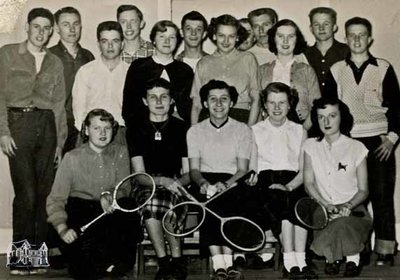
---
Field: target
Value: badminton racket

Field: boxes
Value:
[80,172,155,233]
[162,171,265,252]
[295,197,365,230]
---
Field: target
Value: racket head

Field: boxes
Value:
[221,216,266,252]
[112,172,155,212]
[295,197,328,230]
[162,201,205,237]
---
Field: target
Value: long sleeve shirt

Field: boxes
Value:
[0,41,67,148]
[72,58,129,129]
[46,143,130,228]
[49,41,94,131]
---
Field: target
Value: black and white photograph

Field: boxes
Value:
[1,0,400,279]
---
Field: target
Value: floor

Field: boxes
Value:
[0,253,400,280]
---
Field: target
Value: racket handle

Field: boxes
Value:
[79,212,107,233]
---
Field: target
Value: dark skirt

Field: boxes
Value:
[311,205,372,263]
[196,173,247,248]
[254,170,307,237]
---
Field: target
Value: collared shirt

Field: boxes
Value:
[187,117,254,174]
[304,40,349,91]
[252,118,305,172]
[120,38,155,64]
[191,49,260,110]
[72,58,129,129]
[46,143,130,227]
[0,41,67,148]
[303,135,368,205]
[326,54,400,138]
[175,50,209,71]
[49,41,94,128]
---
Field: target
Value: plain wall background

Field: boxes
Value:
[1,0,400,252]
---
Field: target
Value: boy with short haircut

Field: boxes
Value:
[304,7,349,93]
[117,4,154,64]
[175,10,208,70]
[72,21,129,144]
[247,8,278,65]
[50,6,95,154]
[0,7,67,275]
[326,17,400,267]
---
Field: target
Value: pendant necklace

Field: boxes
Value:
[150,119,169,141]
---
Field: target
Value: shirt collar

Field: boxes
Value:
[152,54,173,66]
[322,134,347,148]
[213,48,239,58]
[18,40,49,55]
[345,52,378,67]
[265,117,289,129]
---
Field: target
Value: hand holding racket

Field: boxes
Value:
[79,172,156,234]
[295,197,365,230]
[162,171,266,252]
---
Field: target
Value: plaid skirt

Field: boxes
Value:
[137,184,187,232]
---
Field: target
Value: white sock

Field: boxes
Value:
[283,252,296,271]
[260,253,274,262]
[346,254,360,266]
[294,252,307,270]
[233,253,245,260]
[212,255,225,271]
[223,254,233,268]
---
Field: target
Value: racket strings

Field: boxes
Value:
[222,218,265,251]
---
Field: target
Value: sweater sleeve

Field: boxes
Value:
[46,154,74,227]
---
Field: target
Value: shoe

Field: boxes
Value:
[170,257,188,280]
[324,261,340,275]
[343,261,360,277]
[30,268,48,275]
[283,266,301,279]
[251,255,274,269]
[226,266,244,280]
[9,267,30,276]
[233,256,247,270]
[211,268,227,280]
[375,254,394,266]
[300,266,318,279]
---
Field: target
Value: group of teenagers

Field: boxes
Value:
[0,2,399,280]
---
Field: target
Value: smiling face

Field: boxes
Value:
[98,30,123,60]
[118,9,143,41]
[214,24,238,55]
[204,88,233,121]
[275,25,297,57]
[85,116,113,152]
[317,104,341,139]
[345,24,371,55]
[250,13,274,47]
[310,13,336,42]
[143,87,172,118]
[26,16,53,50]
[265,91,290,126]
[56,12,81,44]
[182,19,206,48]
[153,26,178,56]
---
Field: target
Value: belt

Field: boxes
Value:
[8,107,41,113]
